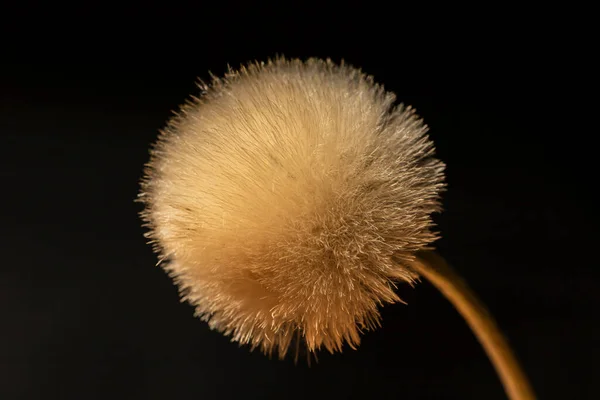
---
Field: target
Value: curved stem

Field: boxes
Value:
[406,251,536,400]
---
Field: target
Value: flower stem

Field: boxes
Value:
[407,251,536,400]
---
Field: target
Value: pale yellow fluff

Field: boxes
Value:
[139,57,445,358]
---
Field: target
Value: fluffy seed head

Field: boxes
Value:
[139,57,445,358]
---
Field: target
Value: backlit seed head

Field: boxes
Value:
[139,57,445,358]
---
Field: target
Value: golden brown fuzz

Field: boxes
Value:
[139,57,446,358]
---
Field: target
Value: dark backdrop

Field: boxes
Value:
[1,3,595,399]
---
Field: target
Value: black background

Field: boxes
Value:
[1,3,596,399]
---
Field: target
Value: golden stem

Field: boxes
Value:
[406,251,536,400]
